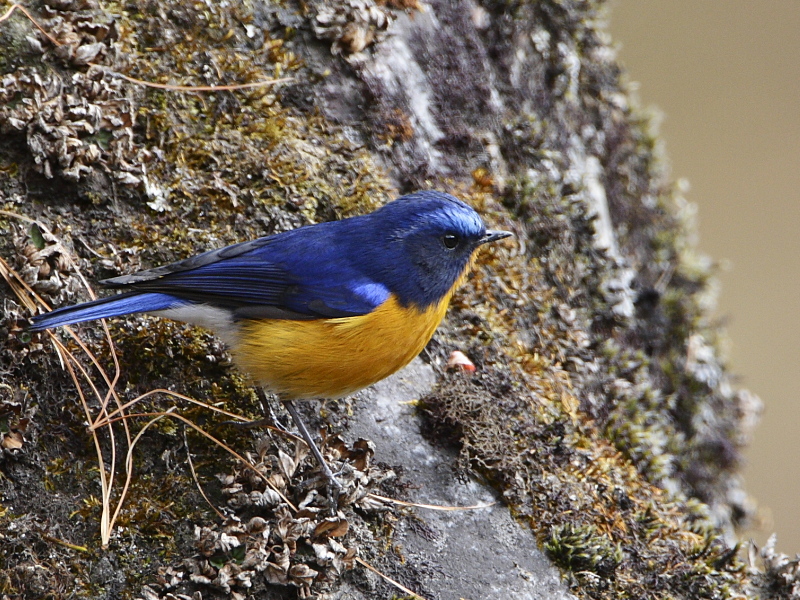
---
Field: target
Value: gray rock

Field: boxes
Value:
[345,359,575,600]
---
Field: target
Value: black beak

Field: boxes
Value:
[478,230,513,245]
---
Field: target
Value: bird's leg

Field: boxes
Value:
[256,387,289,432]
[219,388,288,431]
[283,398,342,512]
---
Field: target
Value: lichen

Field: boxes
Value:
[0,0,395,597]
[0,0,770,598]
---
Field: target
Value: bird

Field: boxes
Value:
[30,190,512,500]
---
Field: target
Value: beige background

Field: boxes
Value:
[609,1,800,553]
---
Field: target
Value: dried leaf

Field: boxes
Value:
[313,516,349,539]
[1,431,24,450]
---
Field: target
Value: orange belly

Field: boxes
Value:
[231,294,451,399]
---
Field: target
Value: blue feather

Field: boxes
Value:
[31,191,494,330]
[30,293,184,331]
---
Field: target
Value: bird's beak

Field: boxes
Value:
[478,230,513,245]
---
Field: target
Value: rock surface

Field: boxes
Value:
[0,0,779,598]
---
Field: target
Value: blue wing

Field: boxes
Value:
[31,218,391,331]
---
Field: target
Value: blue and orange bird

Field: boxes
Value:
[30,190,512,494]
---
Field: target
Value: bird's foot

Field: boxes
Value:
[283,397,343,515]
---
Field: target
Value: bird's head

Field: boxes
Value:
[356,191,512,310]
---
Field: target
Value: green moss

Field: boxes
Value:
[545,522,622,576]
[0,1,397,596]
[0,0,761,598]
[417,6,751,596]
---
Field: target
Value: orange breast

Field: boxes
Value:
[232,294,451,399]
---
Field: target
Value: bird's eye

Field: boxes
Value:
[443,233,459,249]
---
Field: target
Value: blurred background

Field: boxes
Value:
[609,1,800,553]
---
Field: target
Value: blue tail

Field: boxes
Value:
[30,292,184,331]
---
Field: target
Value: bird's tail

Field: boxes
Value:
[29,292,182,332]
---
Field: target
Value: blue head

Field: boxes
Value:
[349,191,511,310]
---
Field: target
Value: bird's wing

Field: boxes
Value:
[101,224,390,320]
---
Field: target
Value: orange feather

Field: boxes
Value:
[230,254,480,400]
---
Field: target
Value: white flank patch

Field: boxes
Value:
[153,305,239,346]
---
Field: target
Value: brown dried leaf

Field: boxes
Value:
[1,431,24,450]
[313,516,349,539]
